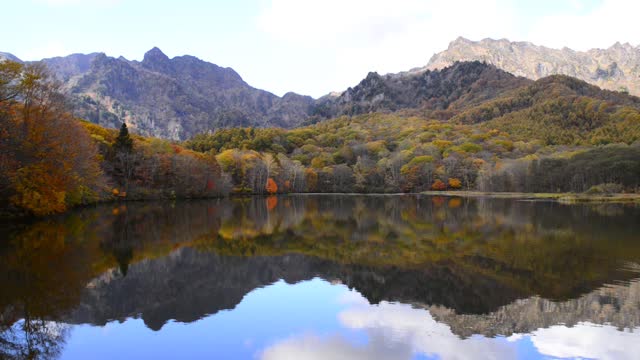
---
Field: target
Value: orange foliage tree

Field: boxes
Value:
[265,177,278,194]
[431,179,446,191]
[1,61,103,216]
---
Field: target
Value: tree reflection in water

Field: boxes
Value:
[0,319,69,360]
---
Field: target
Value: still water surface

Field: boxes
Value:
[1,195,640,359]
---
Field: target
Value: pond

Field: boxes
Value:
[1,195,640,359]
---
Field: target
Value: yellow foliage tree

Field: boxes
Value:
[448,178,462,189]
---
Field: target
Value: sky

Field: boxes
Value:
[3,0,640,97]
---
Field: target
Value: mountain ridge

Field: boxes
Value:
[3,39,640,140]
[425,37,640,96]
[1,48,316,139]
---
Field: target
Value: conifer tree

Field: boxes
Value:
[113,122,135,193]
[114,122,133,153]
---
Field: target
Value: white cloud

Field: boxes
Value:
[531,323,640,360]
[255,0,640,97]
[260,332,412,360]
[257,0,519,96]
[336,289,369,306]
[339,301,515,360]
[527,0,640,50]
[259,297,515,360]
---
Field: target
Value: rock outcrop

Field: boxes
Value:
[425,37,640,96]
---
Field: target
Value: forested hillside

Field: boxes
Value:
[1,58,639,217]
[186,74,640,195]
[185,113,640,195]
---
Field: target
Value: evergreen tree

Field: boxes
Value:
[113,122,135,192]
[114,122,133,153]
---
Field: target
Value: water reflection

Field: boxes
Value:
[0,320,69,360]
[260,280,640,360]
[1,195,639,359]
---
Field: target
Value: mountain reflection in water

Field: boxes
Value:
[1,195,639,359]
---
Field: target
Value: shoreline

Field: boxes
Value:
[419,191,640,203]
[4,191,639,220]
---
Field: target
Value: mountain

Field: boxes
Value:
[0,49,535,139]
[4,42,640,140]
[424,37,640,96]
[44,48,315,140]
[1,49,315,140]
[299,58,639,141]
[313,61,531,121]
[41,52,100,82]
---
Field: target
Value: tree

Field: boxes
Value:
[448,178,462,189]
[266,177,278,194]
[332,164,355,192]
[1,62,103,215]
[305,168,318,192]
[0,60,23,103]
[431,179,446,191]
[401,156,434,192]
[114,122,133,153]
[111,122,137,193]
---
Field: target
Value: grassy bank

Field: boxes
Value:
[420,191,640,203]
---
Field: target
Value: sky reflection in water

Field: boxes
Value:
[58,278,640,360]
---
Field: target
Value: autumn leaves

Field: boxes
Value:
[1,61,103,216]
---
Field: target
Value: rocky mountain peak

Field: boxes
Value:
[317,60,530,119]
[144,47,168,60]
[362,71,383,85]
[450,36,473,47]
[90,52,116,69]
[610,41,634,51]
[142,47,171,72]
[426,37,640,96]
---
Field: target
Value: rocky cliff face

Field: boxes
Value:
[425,37,640,96]
[430,278,640,338]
